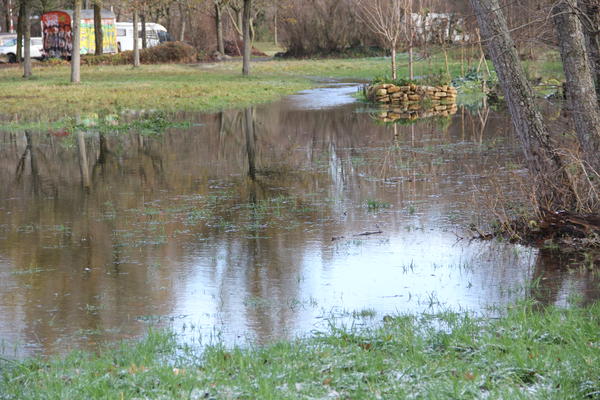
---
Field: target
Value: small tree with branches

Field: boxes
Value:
[357,0,404,80]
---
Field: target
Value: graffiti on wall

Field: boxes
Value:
[42,11,117,57]
[41,11,72,58]
[81,19,117,54]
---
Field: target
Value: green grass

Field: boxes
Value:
[1,302,598,399]
[0,48,564,125]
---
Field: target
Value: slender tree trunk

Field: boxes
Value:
[577,0,600,97]
[133,10,140,67]
[553,0,600,172]
[22,0,31,77]
[242,0,252,75]
[470,0,574,209]
[215,3,224,54]
[71,0,81,83]
[391,45,397,80]
[273,9,278,46]
[408,44,414,80]
[16,0,23,62]
[94,2,103,55]
[237,9,243,41]
[141,13,147,49]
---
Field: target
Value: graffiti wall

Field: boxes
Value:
[81,18,117,54]
[42,11,117,58]
[41,11,72,58]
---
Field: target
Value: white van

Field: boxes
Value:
[116,22,170,52]
[0,37,44,63]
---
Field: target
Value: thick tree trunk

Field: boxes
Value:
[215,3,224,54]
[141,13,147,49]
[133,10,140,67]
[554,0,600,173]
[94,2,103,55]
[470,0,574,210]
[71,0,81,83]
[22,0,31,77]
[577,0,600,97]
[179,3,186,42]
[242,0,251,76]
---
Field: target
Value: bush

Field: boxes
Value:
[82,41,198,65]
[280,0,380,58]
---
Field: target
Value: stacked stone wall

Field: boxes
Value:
[365,83,458,120]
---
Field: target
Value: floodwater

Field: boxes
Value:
[0,84,598,358]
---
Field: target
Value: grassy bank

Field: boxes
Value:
[0,48,563,124]
[1,302,598,399]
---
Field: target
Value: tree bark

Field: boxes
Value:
[16,0,23,62]
[408,44,414,80]
[215,2,224,54]
[71,0,81,83]
[577,0,600,97]
[391,45,397,80]
[133,10,140,67]
[469,0,574,209]
[94,2,103,55]
[22,0,31,77]
[273,9,278,46]
[141,13,147,49]
[179,2,186,42]
[553,0,600,173]
[242,0,252,76]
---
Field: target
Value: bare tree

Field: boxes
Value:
[357,0,404,80]
[242,0,251,75]
[470,0,574,210]
[553,0,600,173]
[214,0,227,54]
[133,7,140,67]
[94,1,103,55]
[577,0,600,96]
[22,0,31,78]
[71,0,81,83]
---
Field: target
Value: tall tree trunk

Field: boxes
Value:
[133,10,140,67]
[391,45,397,80]
[553,0,600,173]
[6,0,14,33]
[71,0,81,83]
[22,0,31,77]
[469,0,574,210]
[94,2,103,55]
[16,0,23,62]
[141,13,147,49]
[237,9,243,41]
[577,0,600,97]
[408,44,414,80]
[179,2,186,42]
[273,9,278,46]
[215,2,224,54]
[242,0,251,75]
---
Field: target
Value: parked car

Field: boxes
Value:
[0,37,44,63]
[116,22,170,52]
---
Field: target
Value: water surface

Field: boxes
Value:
[0,85,598,358]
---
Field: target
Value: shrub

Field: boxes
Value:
[280,0,380,58]
[82,41,198,65]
